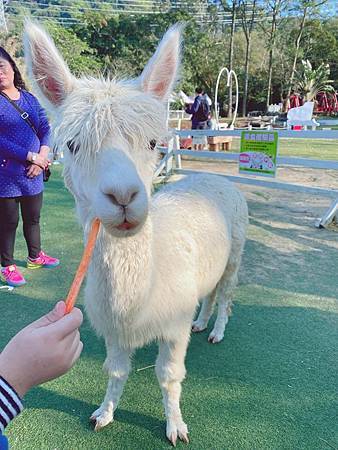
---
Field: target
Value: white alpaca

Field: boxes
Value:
[24,22,248,445]
[287,101,314,122]
[287,101,319,129]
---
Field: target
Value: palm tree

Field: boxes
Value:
[294,59,334,102]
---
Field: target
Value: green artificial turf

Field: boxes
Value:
[1,166,338,450]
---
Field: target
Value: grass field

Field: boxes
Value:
[230,138,337,160]
[1,166,338,450]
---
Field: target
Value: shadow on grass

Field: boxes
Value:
[23,300,336,448]
[3,303,338,449]
[241,198,338,299]
[3,167,338,448]
[13,259,28,268]
[25,386,167,442]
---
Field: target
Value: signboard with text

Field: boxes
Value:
[239,131,278,177]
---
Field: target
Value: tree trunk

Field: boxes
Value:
[265,3,278,111]
[286,7,308,101]
[239,0,257,116]
[228,1,236,119]
[242,38,250,116]
[266,47,273,110]
[264,0,290,110]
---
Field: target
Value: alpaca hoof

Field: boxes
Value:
[208,329,224,344]
[92,416,114,432]
[168,432,177,447]
[90,407,113,431]
[166,419,189,446]
[179,431,190,444]
[191,320,207,333]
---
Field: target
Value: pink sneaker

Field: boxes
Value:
[1,265,26,287]
[27,251,60,269]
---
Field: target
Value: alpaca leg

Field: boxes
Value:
[208,297,233,344]
[208,258,240,344]
[156,332,190,445]
[191,289,216,332]
[90,344,132,431]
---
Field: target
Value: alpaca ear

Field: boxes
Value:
[23,20,74,108]
[140,24,182,101]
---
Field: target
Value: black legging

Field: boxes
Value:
[0,192,43,267]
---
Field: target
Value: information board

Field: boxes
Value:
[239,131,278,177]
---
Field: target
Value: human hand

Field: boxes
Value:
[0,301,83,398]
[27,152,49,169]
[26,163,43,178]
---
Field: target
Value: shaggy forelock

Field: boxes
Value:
[53,76,167,168]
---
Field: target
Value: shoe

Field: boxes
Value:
[1,265,26,287]
[27,251,60,269]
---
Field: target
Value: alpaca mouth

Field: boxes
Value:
[116,220,136,231]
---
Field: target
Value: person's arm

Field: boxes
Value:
[0,375,23,436]
[0,94,50,166]
[0,138,48,169]
[36,99,51,148]
[185,97,201,115]
[0,301,83,432]
[184,103,192,114]
[0,137,30,164]
[26,145,50,178]
[26,98,51,177]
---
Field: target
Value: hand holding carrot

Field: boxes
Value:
[0,301,83,397]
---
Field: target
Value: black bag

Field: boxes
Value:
[43,167,51,182]
[195,97,210,122]
[0,91,51,182]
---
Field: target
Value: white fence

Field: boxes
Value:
[168,110,190,120]
[156,128,338,228]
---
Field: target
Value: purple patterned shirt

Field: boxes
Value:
[0,90,51,198]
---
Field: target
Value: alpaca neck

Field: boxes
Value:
[92,217,154,315]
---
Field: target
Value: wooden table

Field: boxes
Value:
[207,136,233,151]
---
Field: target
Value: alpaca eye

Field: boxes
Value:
[67,140,80,155]
[149,140,156,150]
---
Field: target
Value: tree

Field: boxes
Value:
[45,21,102,75]
[261,0,289,110]
[294,59,334,101]
[238,0,259,116]
[3,0,338,115]
[301,18,338,89]
[219,0,240,118]
[285,0,329,107]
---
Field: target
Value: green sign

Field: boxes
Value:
[239,131,278,177]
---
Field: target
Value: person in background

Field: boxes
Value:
[0,301,83,450]
[0,47,59,288]
[185,87,210,150]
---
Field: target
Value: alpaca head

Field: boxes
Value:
[24,21,181,236]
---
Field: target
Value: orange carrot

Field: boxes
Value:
[65,218,101,314]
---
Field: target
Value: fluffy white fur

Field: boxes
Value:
[24,21,248,445]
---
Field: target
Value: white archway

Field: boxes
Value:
[214,67,239,130]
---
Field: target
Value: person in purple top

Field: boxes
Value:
[185,87,210,150]
[185,87,210,129]
[0,47,59,287]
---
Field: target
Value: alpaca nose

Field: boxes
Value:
[105,189,138,208]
